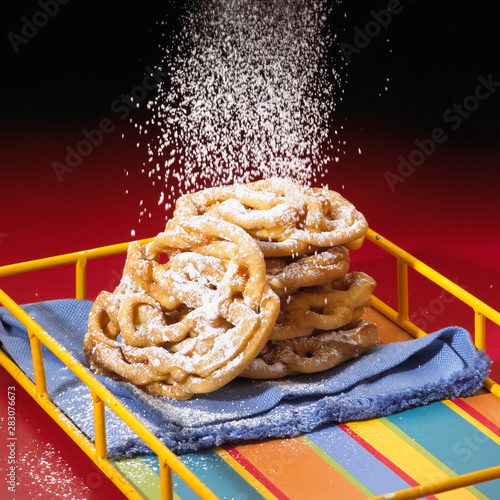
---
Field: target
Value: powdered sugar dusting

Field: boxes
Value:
[14,438,96,499]
[133,0,347,219]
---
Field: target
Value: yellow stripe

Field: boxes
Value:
[442,400,500,446]
[379,418,488,500]
[346,419,479,500]
[213,447,278,500]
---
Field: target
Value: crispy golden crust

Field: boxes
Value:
[85,178,377,397]
[265,245,350,297]
[84,214,280,400]
[173,178,368,257]
[240,319,379,379]
[269,272,376,340]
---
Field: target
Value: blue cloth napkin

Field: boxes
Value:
[0,299,490,457]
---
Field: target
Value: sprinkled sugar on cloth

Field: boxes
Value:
[0,300,490,457]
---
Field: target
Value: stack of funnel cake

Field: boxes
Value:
[84,178,379,400]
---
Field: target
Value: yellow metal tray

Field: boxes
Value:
[1,228,499,500]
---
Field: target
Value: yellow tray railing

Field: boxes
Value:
[0,237,218,500]
[0,227,499,500]
[366,229,500,399]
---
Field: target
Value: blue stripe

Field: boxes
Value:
[142,451,267,500]
[386,402,500,499]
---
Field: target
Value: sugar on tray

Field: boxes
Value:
[130,0,350,220]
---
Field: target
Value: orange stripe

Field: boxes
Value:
[457,392,500,432]
[235,437,367,500]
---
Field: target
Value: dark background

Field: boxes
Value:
[1,1,499,135]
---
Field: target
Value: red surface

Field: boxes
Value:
[0,368,125,500]
[1,117,500,499]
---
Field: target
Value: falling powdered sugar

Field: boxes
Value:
[134,0,346,217]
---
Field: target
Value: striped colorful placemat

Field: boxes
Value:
[112,309,500,499]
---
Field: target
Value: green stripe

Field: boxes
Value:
[299,435,375,498]
[379,417,489,500]
[112,456,181,500]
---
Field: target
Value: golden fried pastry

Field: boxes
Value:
[123,243,227,312]
[265,245,350,297]
[84,214,280,400]
[240,319,379,379]
[269,271,376,340]
[85,178,378,397]
[173,178,368,257]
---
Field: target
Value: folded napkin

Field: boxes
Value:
[0,299,490,457]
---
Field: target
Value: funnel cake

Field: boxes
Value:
[265,245,350,297]
[85,178,379,398]
[240,319,379,379]
[270,271,376,340]
[173,178,368,257]
[84,214,280,400]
